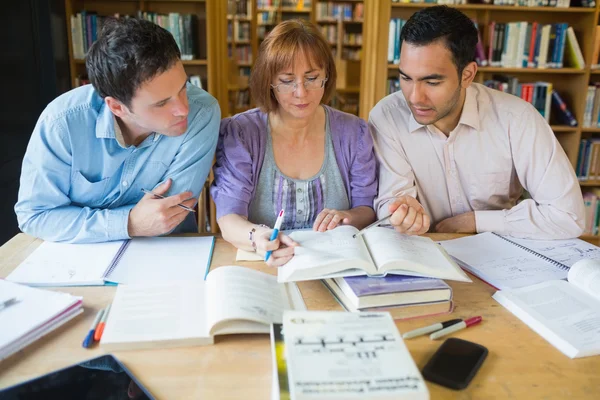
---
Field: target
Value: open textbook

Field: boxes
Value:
[6,236,215,286]
[493,259,600,358]
[277,226,470,283]
[100,266,306,351]
[440,232,600,290]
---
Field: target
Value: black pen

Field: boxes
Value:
[141,188,196,212]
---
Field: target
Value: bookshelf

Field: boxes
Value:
[223,0,365,117]
[63,0,227,233]
[359,0,600,242]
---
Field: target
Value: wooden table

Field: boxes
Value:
[0,233,599,399]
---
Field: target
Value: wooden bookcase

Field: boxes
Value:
[359,0,600,242]
[63,0,227,233]
[224,0,365,117]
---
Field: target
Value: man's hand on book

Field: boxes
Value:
[435,212,476,234]
[255,230,298,267]
[313,209,352,232]
[388,196,430,235]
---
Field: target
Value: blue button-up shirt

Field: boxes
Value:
[15,83,220,243]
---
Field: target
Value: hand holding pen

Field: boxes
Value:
[258,210,298,267]
[128,179,196,237]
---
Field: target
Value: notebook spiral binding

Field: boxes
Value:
[103,240,132,278]
[492,233,570,271]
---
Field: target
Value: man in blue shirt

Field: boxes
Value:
[15,18,220,243]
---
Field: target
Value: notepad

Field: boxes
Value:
[440,232,600,290]
[7,236,215,286]
[0,281,83,361]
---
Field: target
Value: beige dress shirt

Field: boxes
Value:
[369,83,585,239]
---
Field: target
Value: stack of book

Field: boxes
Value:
[323,274,453,320]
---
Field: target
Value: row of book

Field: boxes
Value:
[387,19,585,70]
[257,0,313,8]
[70,12,200,61]
[229,45,253,64]
[342,48,361,60]
[584,84,600,128]
[483,77,577,126]
[227,0,252,18]
[228,20,251,41]
[76,74,204,90]
[315,2,364,21]
[391,0,595,6]
[583,191,600,236]
[577,139,600,181]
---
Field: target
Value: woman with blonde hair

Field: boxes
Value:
[211,19,377,266]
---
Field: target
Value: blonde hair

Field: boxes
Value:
[249,19,337,113]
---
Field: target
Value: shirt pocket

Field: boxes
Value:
[468,171,511,210]
[70,171,111,207]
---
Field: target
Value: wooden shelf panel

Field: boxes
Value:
[580,181,600,186]
[582,128,600,133]
[390,3,595,12]
[550,126,578,132]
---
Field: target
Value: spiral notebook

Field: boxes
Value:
[7,236,215,287]
[439,232,600,290]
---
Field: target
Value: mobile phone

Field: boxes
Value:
[0,354,155,399]
[422,338,488,390]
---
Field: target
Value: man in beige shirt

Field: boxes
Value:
[369,6,584,239]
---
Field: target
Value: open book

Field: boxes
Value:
[440,232,600,290]
[278,226,470,283]
[6,236,215,286]
[493,259,600,358]
[100,266,306,351]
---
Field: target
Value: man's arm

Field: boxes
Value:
[368,113,418,219]
[15,115,135,243]
[475,105,585,239]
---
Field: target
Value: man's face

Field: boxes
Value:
[125,61,190,137]
[398,40,462,127]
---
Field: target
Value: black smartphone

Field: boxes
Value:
[0,354,155,399]
[422,338,488,390]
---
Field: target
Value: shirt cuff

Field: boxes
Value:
[475,210,506,234]
[351,196,376,209]
[215,195,249,220]
[108,205,135,241]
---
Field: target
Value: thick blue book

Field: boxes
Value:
[332,275,452,309]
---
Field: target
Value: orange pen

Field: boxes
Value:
[94,305,111,342]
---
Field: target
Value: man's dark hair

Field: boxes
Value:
[86,18,181,108]
[400,6,478,73]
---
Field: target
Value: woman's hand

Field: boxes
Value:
[255,229,298,267]
[312,208,352,232]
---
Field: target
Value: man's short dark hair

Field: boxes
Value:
[86,18,181,108]
[400,6,478,73]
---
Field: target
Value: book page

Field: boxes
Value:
[277,226,375,282]
[493,281,600,358]
[568,259,600,301]
[6,241,125,286]
[502,236,600,267]
[362,227,470,282]
[440,232,567,290]
[282,311,428,400]
[206,266,300,336]
[100,281,211,348]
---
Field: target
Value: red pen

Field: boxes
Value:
[429,316,482,340]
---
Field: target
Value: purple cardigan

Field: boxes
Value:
[210,106,378,220]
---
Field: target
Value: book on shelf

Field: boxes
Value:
[100,266,306,351]
[576,138,600,181]
[0,281,83,361]
[6,236,215,286]
[582,190,600,235]
[493,258,600,359]
[440,232,600,290]
[278,225,471,283]
[324,274,452,309]
[280,311,429,400]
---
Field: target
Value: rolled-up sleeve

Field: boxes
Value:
[348,120,378,209]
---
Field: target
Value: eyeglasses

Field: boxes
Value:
[271,77,328,94]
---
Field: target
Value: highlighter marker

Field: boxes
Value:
[430,316,483,340]
[94,305,111,342]
[83,309,104,348]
